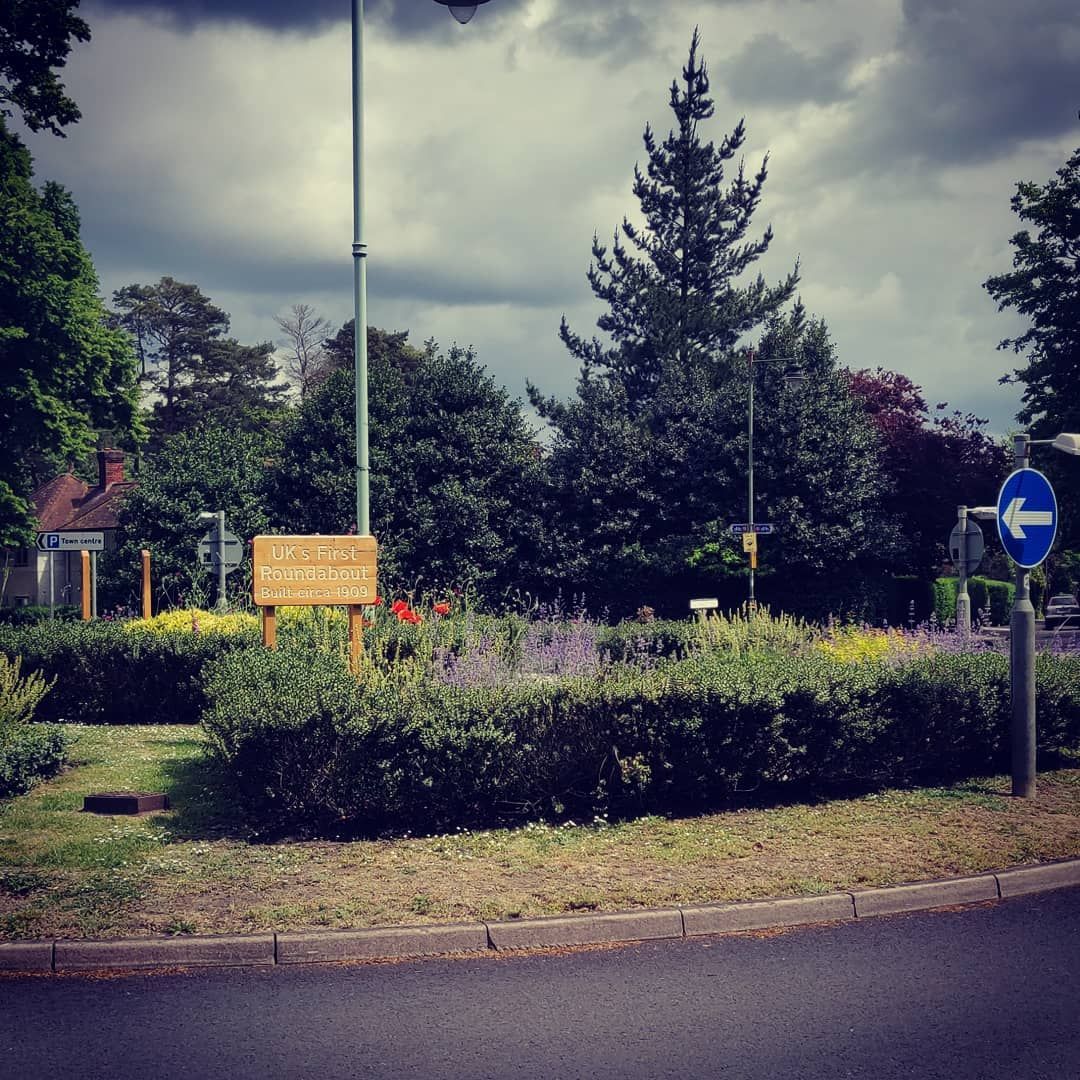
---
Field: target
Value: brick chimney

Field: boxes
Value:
[97,448,125,489]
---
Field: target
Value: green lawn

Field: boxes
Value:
[2,725,1079,939]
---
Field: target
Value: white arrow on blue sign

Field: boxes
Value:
[996,468,1057,568]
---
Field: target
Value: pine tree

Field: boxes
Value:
[538,27,798,415]
[111,277,285,440]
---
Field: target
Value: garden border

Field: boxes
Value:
[2,859,1078,975]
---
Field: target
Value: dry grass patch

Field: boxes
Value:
[1,726,1079,939]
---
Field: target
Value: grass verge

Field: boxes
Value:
[1,725,1079,940]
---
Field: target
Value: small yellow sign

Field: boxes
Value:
[742,532,758,553]
[252,535,377,607]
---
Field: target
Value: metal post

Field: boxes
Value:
[352,0,370,537]
[216,509,227,611]
[1010,434,1036,798]
[956,505,971,635]
[48,551,54,620]
[747,352,755,609]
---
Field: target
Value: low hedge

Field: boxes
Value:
[201,647,1080,834]
[0,622,261,725]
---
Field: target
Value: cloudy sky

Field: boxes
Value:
[18,0,1080,433]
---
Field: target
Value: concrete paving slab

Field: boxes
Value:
[0,941,52,972]
[996,861,1080,898]
[276,923,489,964]
[487,909,683,950]
[54,933,275,972]
[682,893,855,937]
[853,875,998,917]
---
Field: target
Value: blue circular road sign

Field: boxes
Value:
[996,468,1058,568]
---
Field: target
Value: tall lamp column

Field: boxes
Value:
[745,350,801,608]
[351,0,494,536]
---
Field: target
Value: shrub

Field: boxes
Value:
[0,605,80,627]
[200,643,1080,835]
[0,655,68,799]
[0,621,260,724]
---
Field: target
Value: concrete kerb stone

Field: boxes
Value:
[486,908,684,950]
[996,860,1080,898]
[0,941,53,972]
[276,923,489,964]
[682,893,855,937]
[852,874,999,917]
[54,933,275,972]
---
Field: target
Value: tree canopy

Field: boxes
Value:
[0,121,141,548]
[103,420,277,611]
[268,327,548,598]
[528,32,884,615]
[985,139,1080,548]
[0,0,89,135]
[847,368,1008,579]
[111,277,286,441]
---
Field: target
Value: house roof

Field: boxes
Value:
[31,473,134,532]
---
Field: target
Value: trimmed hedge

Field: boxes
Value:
[932,577,1016,627]
[0,622,261,725]
[201,647,1080,834]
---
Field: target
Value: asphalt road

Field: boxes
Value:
[3,888,1079,1080]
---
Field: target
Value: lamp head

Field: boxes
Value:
[433,0,492,23]
[1052,432,1080,456]
[195,511,217,525]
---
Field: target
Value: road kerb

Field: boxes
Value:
[2,861,1077,975]
[54,933,275,972]
[486,908,683,950]
[0,941,52,972]
[852,875,999,917]
[995,860,1080,898]
[276,923,489,964]
[682,893,855,936]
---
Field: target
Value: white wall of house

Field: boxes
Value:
[3,547,98,609]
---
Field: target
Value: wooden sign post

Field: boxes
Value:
[80,550,91,621]
[251,535,378,672]
[140,549,152,619]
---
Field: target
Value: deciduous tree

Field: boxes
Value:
[0,0,89,135]
[0,122,140,550]
[984,139,1080,547]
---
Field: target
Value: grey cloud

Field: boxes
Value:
[719,33,858,106]
[837,0,1080,172]
[534,7,661,67]
[86,0,529,35]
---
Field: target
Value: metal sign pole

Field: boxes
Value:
[48,551,55,620]
[956,505,970,635]
[217,509,227,612]
[1009,435,1037,798]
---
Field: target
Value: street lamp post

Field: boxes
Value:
[746,350,803,608]
[351,0,493,536]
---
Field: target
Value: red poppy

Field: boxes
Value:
[390,600,408,614]
[373,596,384,606]
[433,602,451,616]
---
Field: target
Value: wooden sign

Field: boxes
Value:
[252,535,377,607]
